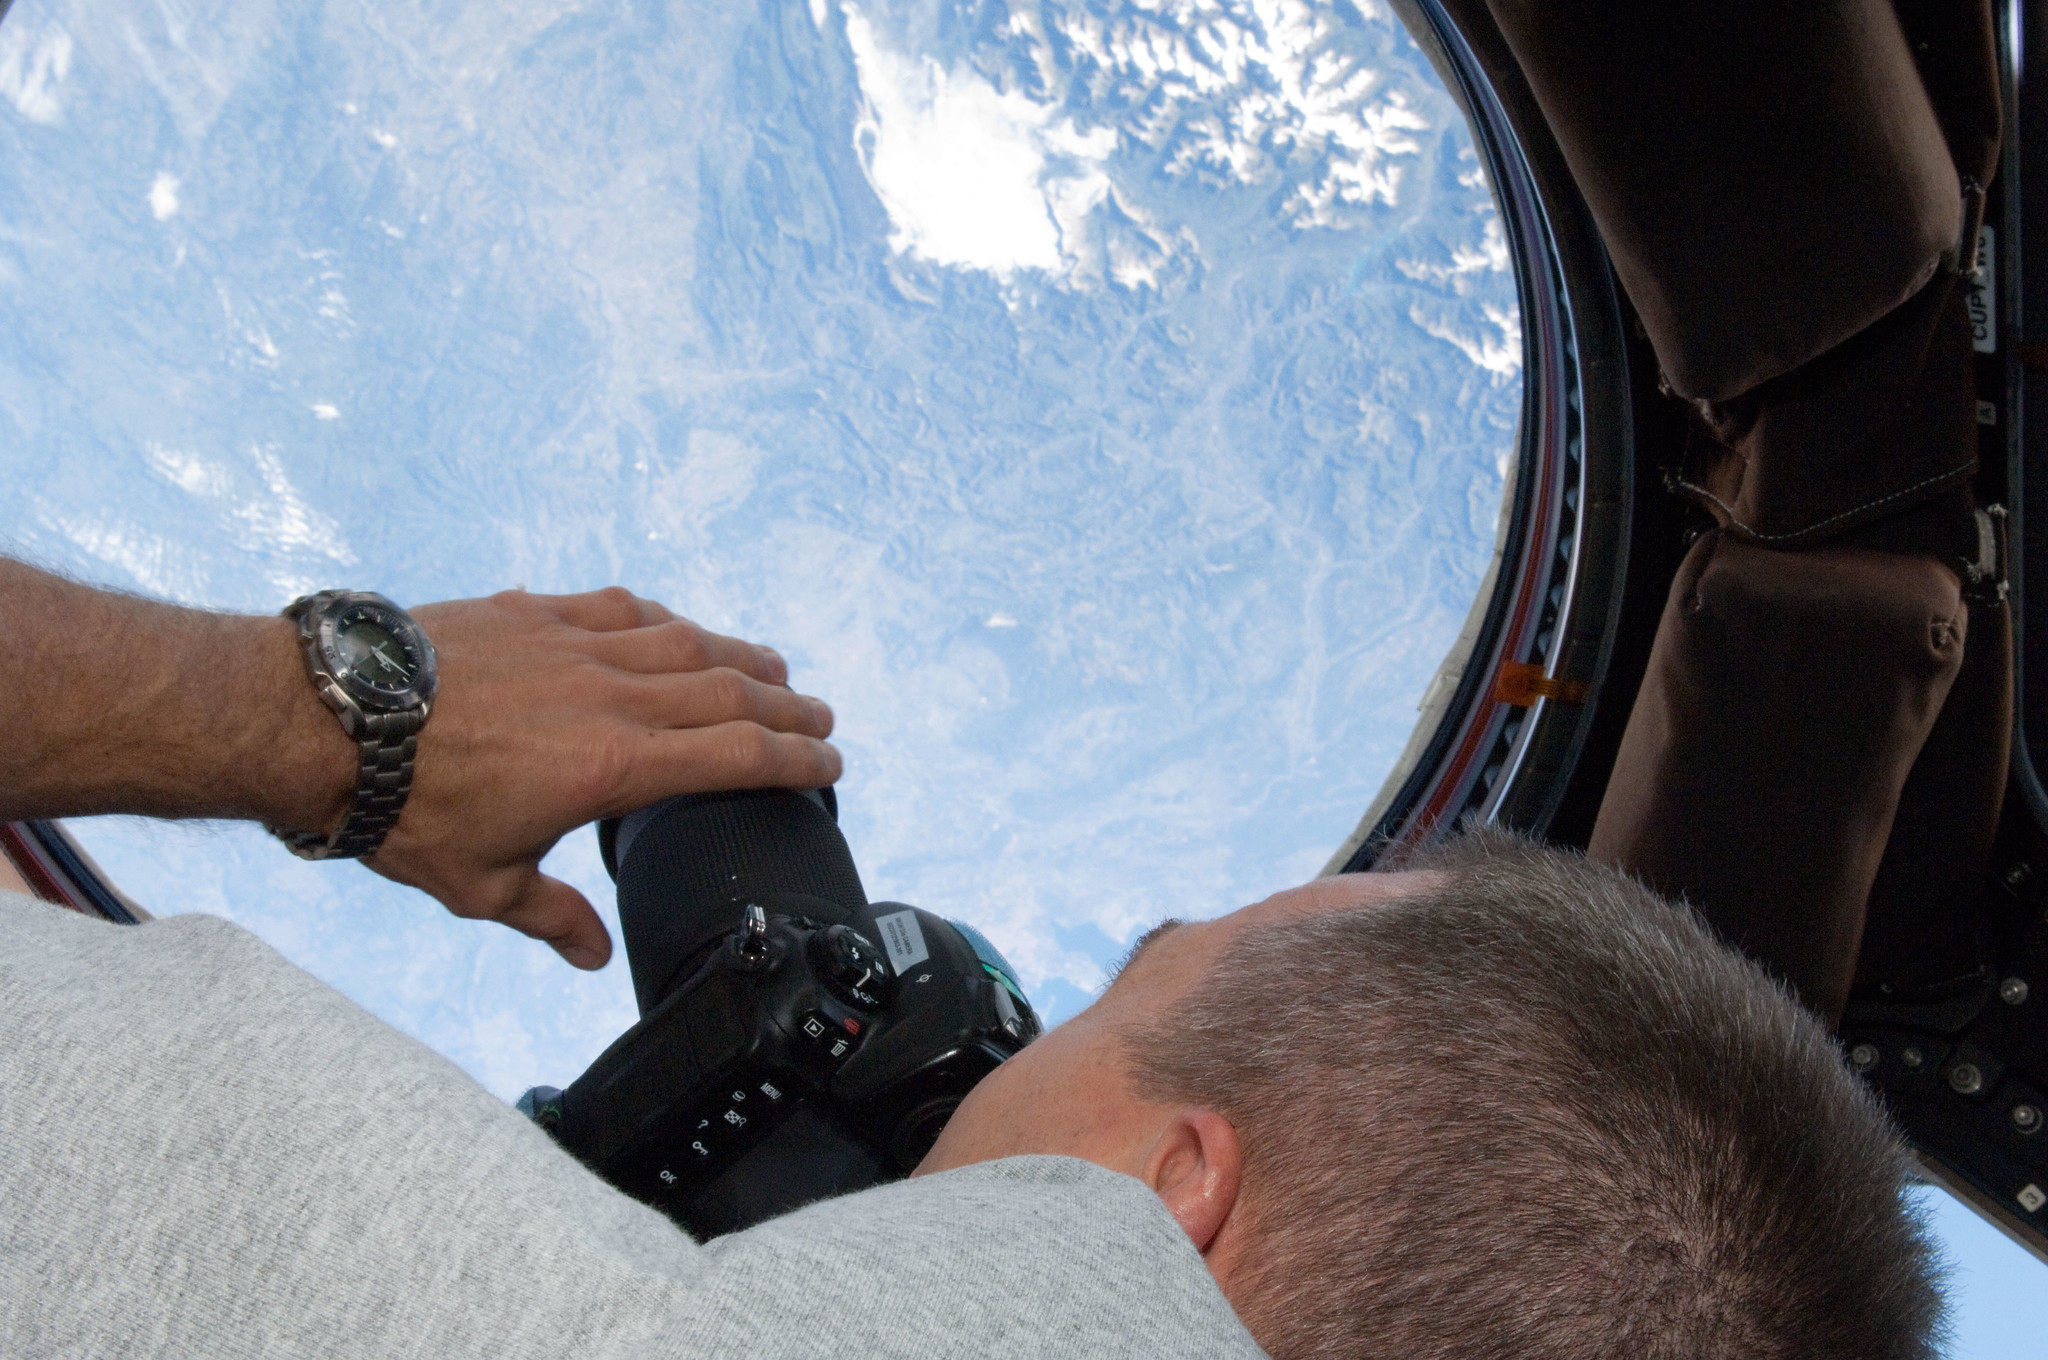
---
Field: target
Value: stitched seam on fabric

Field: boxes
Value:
[1674,460,1975,543]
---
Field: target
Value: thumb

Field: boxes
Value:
[492,870,614,971]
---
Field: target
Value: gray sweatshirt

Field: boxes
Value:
[0,890,1265,1360]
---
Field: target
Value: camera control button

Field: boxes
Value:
[686,1111,736,1155]
[799,1009,859,1065]
[810,925,893,1011]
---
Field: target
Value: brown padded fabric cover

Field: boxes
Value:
[1894,0,2002,199]
[1678,272,1978,546]
[1854,596,2011,998]
[1482,0,1961,402]
[1589,531,1965,1021]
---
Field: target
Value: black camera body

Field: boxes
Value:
[522,789,1039,1238]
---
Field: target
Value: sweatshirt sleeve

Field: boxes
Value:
[677,1156,1269,1360]
[0,891,706,1360]
[0,891,1264,1360]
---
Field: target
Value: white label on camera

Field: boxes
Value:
[876,910,930,974]
[1969,225,1996,353]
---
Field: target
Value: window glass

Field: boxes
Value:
[5,0,1520,1067]
[1,0,1519,1076]
[1910,1185,2047,1356]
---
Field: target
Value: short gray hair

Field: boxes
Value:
[1125,829,1942,1360]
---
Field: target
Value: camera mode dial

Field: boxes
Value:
[808,924,891,1011]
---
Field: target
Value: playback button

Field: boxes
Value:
[799,1010,860,1065]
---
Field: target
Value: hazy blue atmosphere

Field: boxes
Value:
[0,0,2038,1351]
[3,0,1517,1079]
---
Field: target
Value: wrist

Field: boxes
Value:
[230,614,356,836]
[263,592,440,860]
[0,561,358,829]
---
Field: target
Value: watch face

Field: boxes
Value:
[339,614,415,687]
[317,596,436,710]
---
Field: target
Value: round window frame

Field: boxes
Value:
[1327,0,1637,871]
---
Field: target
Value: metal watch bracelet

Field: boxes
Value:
[270,589,438,862]
[274,708,426,860]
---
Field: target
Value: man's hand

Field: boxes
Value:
[367,588,838,969]
[0,561,839,969]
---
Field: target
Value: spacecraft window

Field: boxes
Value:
[1,0,1517,1042]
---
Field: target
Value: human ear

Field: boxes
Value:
[1141,1108,1243,1253]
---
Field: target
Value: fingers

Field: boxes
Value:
[375,581,839,973]
[591,618,789,685]
[488,871,614,971]
[365,851,617,971]
[618,667,833,738]
[614,723,843,807]
[538,589,791,686]
[510,586,792,685]
[543,585,678,633]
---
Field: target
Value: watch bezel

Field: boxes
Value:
[306,593,439,713]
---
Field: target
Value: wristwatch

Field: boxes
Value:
[271,591,439,860]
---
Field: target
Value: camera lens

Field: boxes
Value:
[604,789,869,1015]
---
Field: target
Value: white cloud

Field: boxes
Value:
[136,442,358,592]
[822,0,1439,287]
[840,3,1180,289]
[38,507,196,600]
[0,24,74,124]
[1409,299,1522,380]
[148,171,181,220]
[1050,0,1426,229]
[1397,214,1510,289]
[310,403,340,420]
[237,444,356,564]
[115,0,280,141]
[214,282,281,367]
[142,442,230,497]
[844,6,1061,275]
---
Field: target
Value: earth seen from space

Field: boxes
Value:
[0,0,1519,1092]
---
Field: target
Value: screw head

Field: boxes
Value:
[1849,1043,1880,1073]
[2005,861,2033,889]
[1902,1047,1926,1070]
[2013,1103,2044,1136]
[1949,1062,1986,1096]
[2000,976,2031,1006]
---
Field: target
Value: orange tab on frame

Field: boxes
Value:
[1494,661,1589,707]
